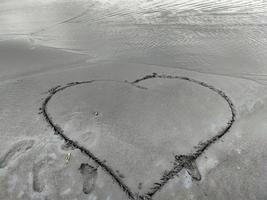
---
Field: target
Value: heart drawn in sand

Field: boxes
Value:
[41,73,236,200]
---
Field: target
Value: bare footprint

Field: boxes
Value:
[79,163,98,194]
[0,139,35,168]
[32,157,53,193]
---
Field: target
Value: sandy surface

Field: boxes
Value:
[0,0,267,200]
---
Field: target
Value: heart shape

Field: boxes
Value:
[40,73,236,200]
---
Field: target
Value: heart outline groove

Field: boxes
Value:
[40,73,236,200]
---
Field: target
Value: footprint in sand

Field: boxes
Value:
[79,163,98,194]
[32,156,54,193]
[0,139,35,168]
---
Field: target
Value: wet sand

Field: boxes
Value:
[0,1,267,200]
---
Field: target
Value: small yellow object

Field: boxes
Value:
[65,152,71,163]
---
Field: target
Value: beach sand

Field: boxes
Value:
[0,1,267,199]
